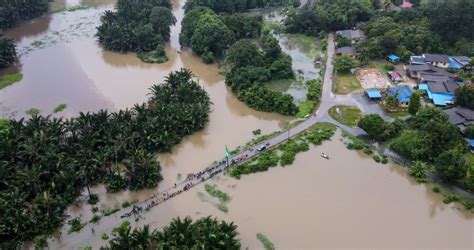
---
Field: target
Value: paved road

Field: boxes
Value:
[122,33,473,216]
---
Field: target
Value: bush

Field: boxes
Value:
[409,161,428,183]
[373,155,381,163]
[256,233,275,250]
[67,217,86,234]
[381,158,388,164]
[89,214,101,224]
[363,148,373,155]
[101,233,109,240]
[464,124,474,139]
[432,185,441,193]
[443,194,460,204]
[88,194,99,205]
[384,64,395,71]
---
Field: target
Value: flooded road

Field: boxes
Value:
[49,131,474,249]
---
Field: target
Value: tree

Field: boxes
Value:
[225,39,262,68]
[455,84,474,109]
[358,114,388,141]
[334,55,357,73]
[149,6,177,42]
[464,124,474,139]
[0,33,16,68]
[390,130,427,160]
[190,12,235,62]
[408,92,421,115]
[385,95,398,110]
[435,148,468,183]
[103,217,241,249]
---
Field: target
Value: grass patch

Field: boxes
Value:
[443,194,460,204]
[0,73,23,90]
[53,103,67,113]
[297,100,315,118]
[89,214,101,224]
[137,50,168,64]
[257,233,275,250]
[334,72,361,94]
[328,105,363,127]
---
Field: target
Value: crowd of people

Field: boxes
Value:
[119,142,270,218]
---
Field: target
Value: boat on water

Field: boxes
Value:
[321,153,330,159]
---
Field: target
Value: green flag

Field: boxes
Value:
[225,145,231,162]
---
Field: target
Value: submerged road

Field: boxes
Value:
[122,33,473,217]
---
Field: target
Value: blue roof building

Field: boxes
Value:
[387,54,400,62]
[365,89,382,100]
[418,83,455,106]
[389,85,413,105]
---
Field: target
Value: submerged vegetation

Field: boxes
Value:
[0,69,211,248]
[96,0,176,63]
[257,233,276,250]
[0,73,22,89]
[102,217,241,249]
[229,123,336,179]
[329,105,363,127]
[53,103,67,113]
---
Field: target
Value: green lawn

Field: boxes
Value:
[329,105,363,127]
[333,72,361,94]
[0,73,23,90]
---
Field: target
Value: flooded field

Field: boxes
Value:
[49,131,474,249]
[2,0,472,249]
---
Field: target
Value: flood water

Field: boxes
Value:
[2,0,472,249]
[49,131,474,249]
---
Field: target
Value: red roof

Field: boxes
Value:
[390,71,402,79]
[402,0,413,8]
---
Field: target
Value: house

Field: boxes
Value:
[451,56,472,70]
[409,56,426,65]
[365,89,382,100]
[418,77,459,106]
[405,64,454,79]
[388,71,403,83]
[388,85,413,107]
[336,29,366,43]
[387,54,401,63]
[402,0,413,9]
[423,54,451,68]
[336,46,356,57]
[443,107,474,131]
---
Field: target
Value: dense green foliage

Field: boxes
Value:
[222,14,263,40]
[96,0,175,53]
[180,7,235,63]
[0,32,16,68]
[0,0,49,30]
[408,92,420,115]
[463,125,474,139]
[225,37,297,115]
[185,0,297,13]
[334,55,358,73]
[357,114,403,141]
[285,0,374,35]
[357,15,441,61]
[455,84,474,109]
[102,217,240,249]
[434,147,468,183]
[0,69,211,248]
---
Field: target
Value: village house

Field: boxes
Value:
[336,46,356,57]
[444,107,474,131]
[388,85,413,108]
[418,76,459,106]
[335,29,366,44]
[405,64,454,79]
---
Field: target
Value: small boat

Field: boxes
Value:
[320,153,330,159]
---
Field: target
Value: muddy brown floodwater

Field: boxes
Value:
[49,131,474,249]
[3,0,472,249]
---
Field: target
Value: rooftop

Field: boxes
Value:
[423,54,450,64]
[336,46,356,55]
[336,29,366,40]
[366,89,382,99]
[389,85,413,103]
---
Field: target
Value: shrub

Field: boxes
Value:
[101,233,109,240]
[363,148,373,155]
[256,233,275,250]
[89,214,101,224]
[384,64,395,71]
[432,185,441,193]
[373,155,381,163]
[443,194,460,204]
[67,217,86,234]
[381,158,388,164]
[88,194,99,205]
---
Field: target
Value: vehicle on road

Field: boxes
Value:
[256,145,267,152]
